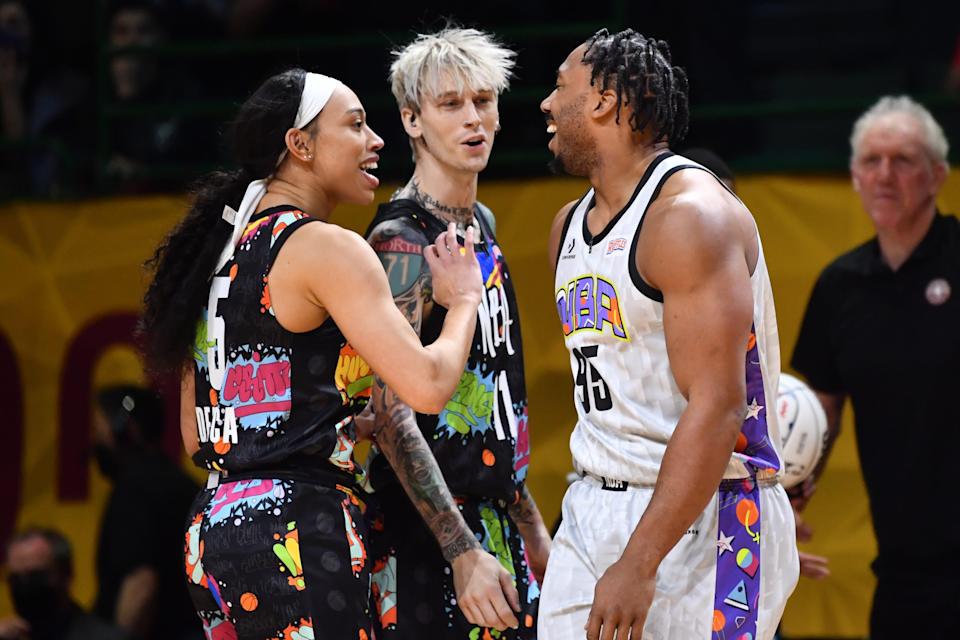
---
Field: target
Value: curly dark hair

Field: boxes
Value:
[139,68,307,378]
[582,28,690,144]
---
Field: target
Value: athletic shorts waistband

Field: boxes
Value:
[579,471,780,492]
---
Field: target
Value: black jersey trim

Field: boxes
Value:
[365,199,439,239]
[266,216,320,273]
[260,215,339,336]
[628,164,701,302]
[472,201,496,245]
[554,191,589,271]
[250,204,303,223]
[628,164,740,301]
[581,151,673,249]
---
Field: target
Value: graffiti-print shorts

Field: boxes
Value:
[184,475,372,640]
[367,487,540,639]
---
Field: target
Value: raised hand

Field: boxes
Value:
[423,223,482,309]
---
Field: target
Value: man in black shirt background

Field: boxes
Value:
[0,528,130,640]
[92,385,201,640]
[792,95,958,639]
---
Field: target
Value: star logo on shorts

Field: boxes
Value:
[717,531,734,556]
[745,398,764,420]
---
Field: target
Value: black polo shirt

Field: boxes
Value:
[791,212,960,576]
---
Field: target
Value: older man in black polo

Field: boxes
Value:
[792,95,957,639]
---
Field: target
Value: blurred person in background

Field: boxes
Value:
[792,95,957,639]
[104,0,212,191]
[92,385,201,640]
[0,528,130,640]
[0,0,91,196]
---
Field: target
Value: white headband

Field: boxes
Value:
[213,72,343,276]
[295,72,341,129]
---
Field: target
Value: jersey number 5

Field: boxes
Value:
[573,346,612,413]
[207,276,231,391]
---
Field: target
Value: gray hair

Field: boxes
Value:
[850,95,949,166]
[389,27,516,112]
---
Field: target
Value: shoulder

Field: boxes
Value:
[366,199,434,241]
[638,173,756,292]
[368,215,431,253]
[646,174,747,257]
[797,240,878,316]
[475,200,497,233]
[820,237,878,281]
[282,221,377,269]
[939,212,960,242]
[288,219,365,248]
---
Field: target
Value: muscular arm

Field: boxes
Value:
[367,219,481,561]
[584,175,760,639]
[272,221,479,413]
[623,190,756,576]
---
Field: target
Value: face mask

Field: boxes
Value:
[93,442,120,479]
[9,570,65,629]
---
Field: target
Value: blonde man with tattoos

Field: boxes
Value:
[363,27,550,639]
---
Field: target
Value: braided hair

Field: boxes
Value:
[140,68,307,379]
[582,28,689,144]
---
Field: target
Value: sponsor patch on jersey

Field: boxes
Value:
[601,476,628,491]
[606,237,627,254]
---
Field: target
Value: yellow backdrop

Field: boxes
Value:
[1,170,958,637]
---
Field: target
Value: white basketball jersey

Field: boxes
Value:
[554,153,784,485]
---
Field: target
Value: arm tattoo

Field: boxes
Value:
[368,220,479,563]
[393,177,475,227]
[508,484,541,528]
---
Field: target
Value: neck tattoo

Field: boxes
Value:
[394,178,474,228]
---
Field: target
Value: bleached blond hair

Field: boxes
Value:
[850,95,949,167]
[389,27,516,112]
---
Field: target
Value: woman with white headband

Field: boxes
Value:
[140,68,493,639]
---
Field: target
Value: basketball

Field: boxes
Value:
[776,373,828,489]
[240,592,258,612]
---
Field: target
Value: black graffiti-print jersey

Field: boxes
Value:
[192,205,372,485]
[365,200,530,502]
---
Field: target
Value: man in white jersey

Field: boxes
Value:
[537,29,799,640]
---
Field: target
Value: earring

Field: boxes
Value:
[306,154,314,160]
